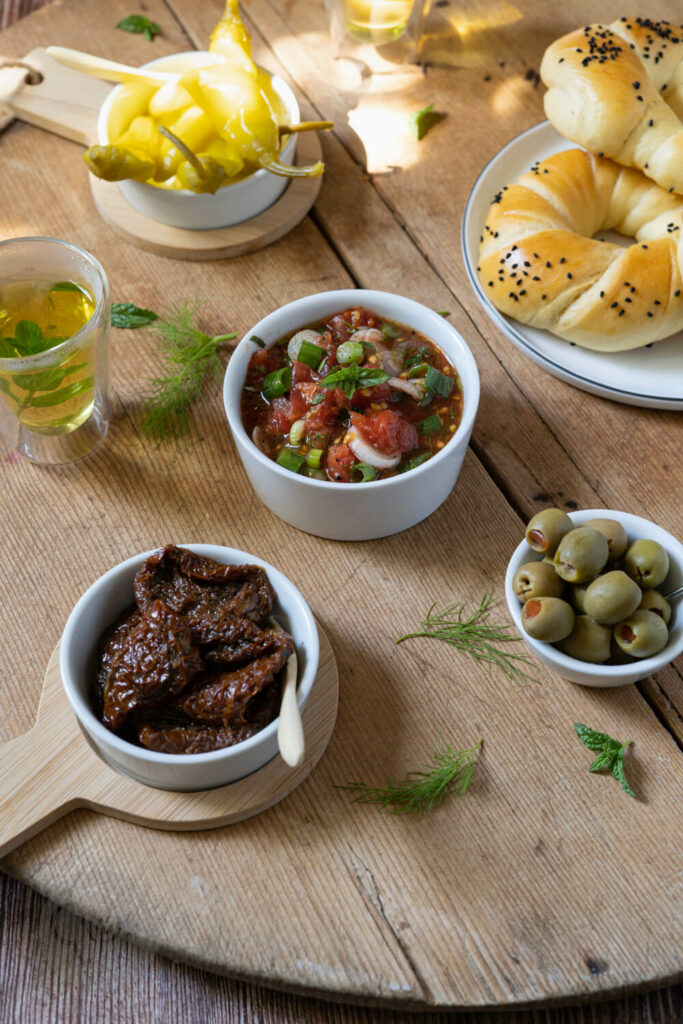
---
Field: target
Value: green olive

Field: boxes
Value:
[554,527,609,583]
[521,596,575,642]
[559,616,612,663]
[525,508,573,556]
[570,584,589,613]
[624,539,670,589]
[614,609,669,658]
[583,570,642,625]
[512,561,565,603]
[584,518,628,561]
[638,589,672,625]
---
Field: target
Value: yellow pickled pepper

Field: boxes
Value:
[84,115,159,182]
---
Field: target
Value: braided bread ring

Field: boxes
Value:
[477,148,683,351]
[541,17,683,194]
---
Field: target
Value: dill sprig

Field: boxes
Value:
[341,739,482,816]
[396,588,538,684]
[140,301,236,443]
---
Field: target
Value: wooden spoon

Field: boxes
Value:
[270,617,304,768]
[46,46,175,84]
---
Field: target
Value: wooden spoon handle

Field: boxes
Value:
[0,721,85,858]
[45,46,172,85]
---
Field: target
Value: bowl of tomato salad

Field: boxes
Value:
[223,290,480,540]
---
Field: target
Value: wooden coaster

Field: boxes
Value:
[89,132,323,261]
[0,623,338,858]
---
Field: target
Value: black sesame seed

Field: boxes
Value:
[647,311,654,317]
[611,302,618,308]
[567,272,573,279]
[619,309,625,316]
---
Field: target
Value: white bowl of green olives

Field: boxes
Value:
[505,509,683,687]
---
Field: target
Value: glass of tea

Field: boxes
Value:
[0,237,110,465]
[327,0,426,51]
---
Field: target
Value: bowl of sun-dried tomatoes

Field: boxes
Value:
[60,543,319,790]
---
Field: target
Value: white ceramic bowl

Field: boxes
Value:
[60,544,319,790]
[505,509,683,687]
[96,52,298,230]
[223,289,480,540]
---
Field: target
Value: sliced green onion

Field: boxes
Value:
[306,448,324,469]
[289,419,306,445]
[277,447,305,473]
[418,414,442,436]
[250,334,266,347]
[263,366,292,400]
[351,461,377,482]
[408,362,429,379]
[424,365,454,399]
[336,341,364,365]
[400,451,431,473]
[297,339,325,369]
[305,467,327,480]
[381,322,401,339]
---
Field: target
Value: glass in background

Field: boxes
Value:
[0,237,110,465]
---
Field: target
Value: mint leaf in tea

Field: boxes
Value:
[0,279,97,435]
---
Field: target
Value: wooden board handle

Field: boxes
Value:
[0,720,85,857]
[0,47,109,145]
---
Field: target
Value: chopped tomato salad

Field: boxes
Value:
[240,307,464,482]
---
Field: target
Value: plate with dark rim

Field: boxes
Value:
[462,120,683,410]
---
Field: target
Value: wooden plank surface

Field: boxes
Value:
[0,0,681,1021]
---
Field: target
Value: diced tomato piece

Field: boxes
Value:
[351,382,392,408]
[326,444,357,483]
[350,410,418,455]
[291,359,314,385]
[266,397,293,435]
[248,347,281,374]
[306,387,351,430]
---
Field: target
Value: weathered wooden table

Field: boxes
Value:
[0,1,681,1021]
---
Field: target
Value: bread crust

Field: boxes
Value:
[477,148,683,350]
[541,18,683,194]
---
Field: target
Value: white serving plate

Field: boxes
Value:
[462,120,683,410]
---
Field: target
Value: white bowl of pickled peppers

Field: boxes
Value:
[96,51,299,230]
[223,289,480,540]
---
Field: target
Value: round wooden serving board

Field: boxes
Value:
[0,47,322,259]
[0,624,338,858]
[88,132,323,261]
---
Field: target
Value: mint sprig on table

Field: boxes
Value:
[574,723,635,797]
[116,14,161,42]
[409,103,446,141]
[341,739,482,816]
[111,303,158,329]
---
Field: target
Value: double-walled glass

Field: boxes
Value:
[0,237,110,465]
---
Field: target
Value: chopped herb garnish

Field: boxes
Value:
[421,365,454,405]
[297,339,325,369]
[437,310,451,317]
[276,447,305,473]
[418,413,442,435]
[381,322,401,340]
[399,450,431,472]
[574,723,636,797]
[351,461,377,482]
[250,334,266,348]
[340,739,481,816]
[116,14,161,42]
[319,363,389,400]
[262,366,292,400]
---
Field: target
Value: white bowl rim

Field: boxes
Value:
[505,508,683,678]
[97,51,298,199]
[223,288,481,491]
[60,543,319,765]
